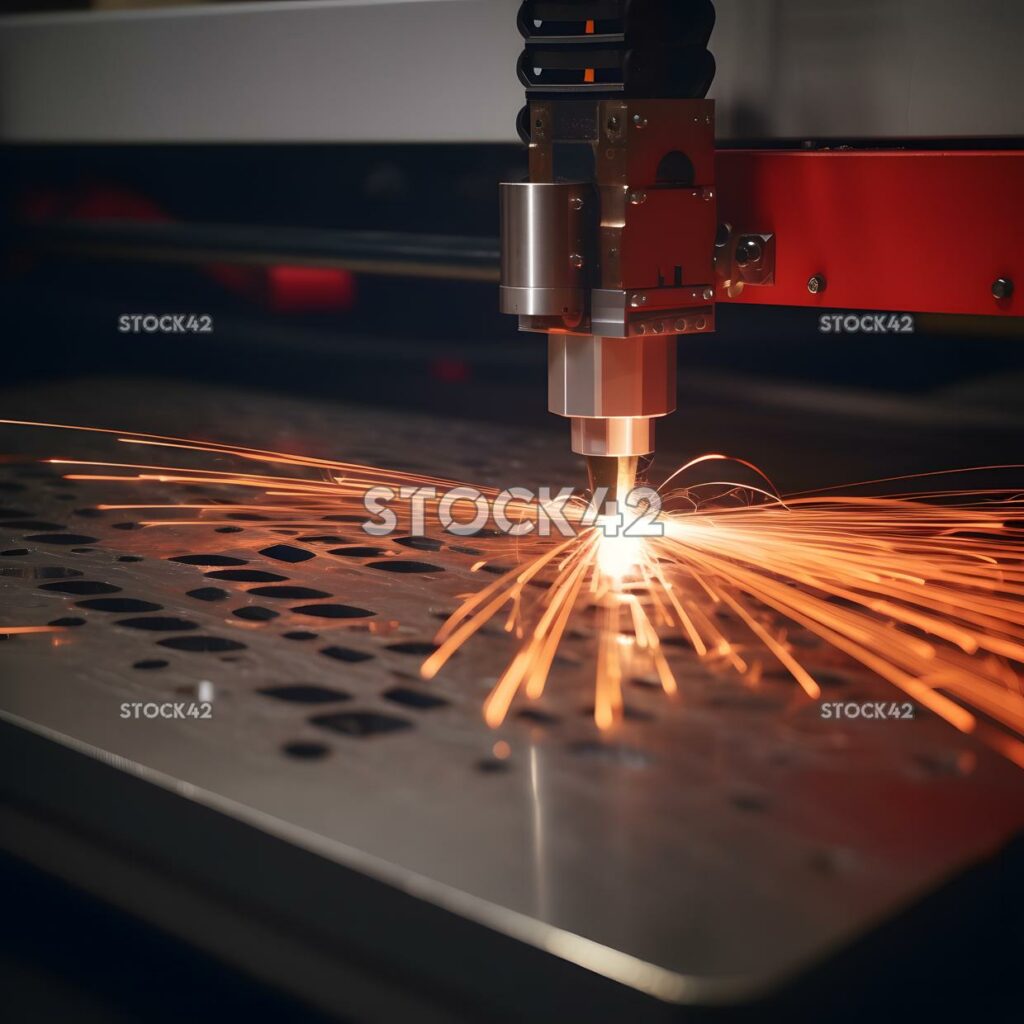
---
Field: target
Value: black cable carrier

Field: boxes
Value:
[516,0,716,101]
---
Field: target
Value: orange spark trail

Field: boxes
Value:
[423,471,1024,768]
[0,626,65,635]
[4,420,1024,767]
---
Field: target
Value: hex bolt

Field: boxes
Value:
[992,277,1014,300]
[735,237,763,267]
[570,196,584,211]
[632,113,648,129]
[702,287,715,301]
[629,293,647,307]
[807,274,827,295]
[569,253,584,269]
[628,190,647,205]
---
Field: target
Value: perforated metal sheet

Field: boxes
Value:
[1,378,1022,1012]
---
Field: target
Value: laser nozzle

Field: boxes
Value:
[586,454,639,515]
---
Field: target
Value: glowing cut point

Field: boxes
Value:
[596,517,643,583]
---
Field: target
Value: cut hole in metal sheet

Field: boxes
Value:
[158,636,246,653]
[25,533,97,545]
[234,606,279,622]
[78,598,163,613]
[206,569,288,583]
[260,685,351,704]
[282,741,330,760]
[383,686,449,710]
[260,544,315,564]
[387,641,439,656]
[310,710,413,738]
[40,580,118,594]
[171,554,248,567]
[320,645,373,663]
[367,560,444,574]
[328,546,386,558]
[292,604,374,619]
[249,586,330,600]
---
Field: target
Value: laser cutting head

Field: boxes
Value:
[499,2,718,495]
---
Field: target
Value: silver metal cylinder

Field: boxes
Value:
[572,417,655,457]
[499,181,589,319]
[548,334,676,419]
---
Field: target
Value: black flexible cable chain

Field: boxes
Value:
[516,0,716,106]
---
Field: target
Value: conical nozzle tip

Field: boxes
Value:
[586,455,639,512]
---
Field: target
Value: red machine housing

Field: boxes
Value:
[715,149,1021,318]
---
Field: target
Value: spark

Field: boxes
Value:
[423,467,1024,768]
[3,418,1024,767]
[0,625,65,636]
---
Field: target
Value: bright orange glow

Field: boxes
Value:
[594,518,643,583]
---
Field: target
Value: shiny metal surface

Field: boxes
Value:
[548,332,676,440]
[571,416,655,458]
[591,287,714,338]
[499,181,590,320]
[1,379,1023,1017]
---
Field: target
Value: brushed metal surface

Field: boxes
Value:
[1,378,1022,1011]
[500,181,590,319]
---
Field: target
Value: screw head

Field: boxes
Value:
[702,287,715,301]
[570,196,584,211]
[807,274,827,295]
[628,190,647,206]
[569,253,584,269]
[993,277,1014,300]
[629,293,647,307]
[632,113,648,129]
[735,237,763,267]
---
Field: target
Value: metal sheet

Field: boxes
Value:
[1,379,1022,1017]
